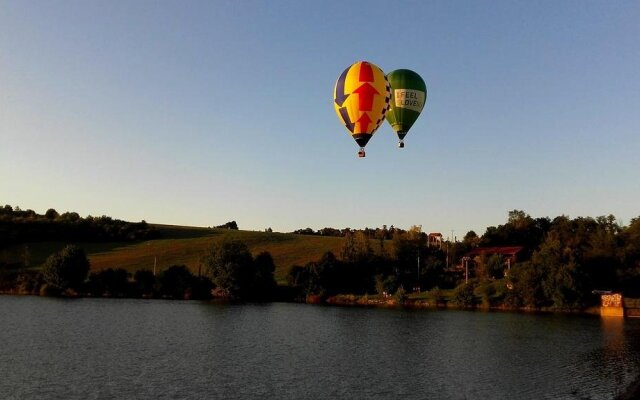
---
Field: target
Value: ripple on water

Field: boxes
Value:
[1,297,639,400]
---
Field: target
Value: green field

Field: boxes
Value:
[2,225,347,284]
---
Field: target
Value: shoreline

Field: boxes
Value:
[323,294,605,317]
[0,291,633,320]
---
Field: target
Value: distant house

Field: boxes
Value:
[459,246,525,279]
[464,246,524,266]
[428,233,443,249]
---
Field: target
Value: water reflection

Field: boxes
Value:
[1,296,640,400]
[594,317,640,397]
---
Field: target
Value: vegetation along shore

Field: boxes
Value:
[1,205,639,316]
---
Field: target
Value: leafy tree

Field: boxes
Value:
[308,251,341,296]
[252,251,277,300]
[45,208,59,220]
[582,215,620,291]
[42,245,90,292]
[486,254,506,279]
[60,212,81,222]
[393,231,422,277]
[544,261,585,309]
[15,272,43,294]
[159,265,195,299]
[509,261,547,308]
[87,268,129,296]
[288,265,309,289]
[287,252,354,298]
[480,210,551,259]
[430,286,445,304]
[202,239,253,298]
[319,227,341,237]
[293,227,316,235]
[393,286,407,304]
[134,269,156,297]
[619,217,640,296]
[463,230,480,248]
[451,282,477,307]
[375,274,398,296]
[420,251,446,289]
[340,231,373,264]
[216,221,238,230]
[474,281,496,307]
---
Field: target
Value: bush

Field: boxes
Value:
[430,286,445,304]
[474,282,496,307]
[251,251,277,300]
[15,272,43,294]
[87,268,130,296]
[452,282,477,307]
[134,269,156,297]
[202,239,253,298]
[394,286,407,304]
[42,245,90,291]
[39,283,61,297]
[158,265,195,299]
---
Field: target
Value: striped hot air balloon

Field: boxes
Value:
[333,61,391,157]
[385,69,427,148]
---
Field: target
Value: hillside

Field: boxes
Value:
[89,225,348,283]
[2,224,348,283]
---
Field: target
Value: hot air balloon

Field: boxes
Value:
[333,61,391,157]
[385,69,427,148]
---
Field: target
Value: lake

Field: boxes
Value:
[1,296,639,399]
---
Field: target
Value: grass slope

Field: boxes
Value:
[3,225,347,284]
[93,227,347,283]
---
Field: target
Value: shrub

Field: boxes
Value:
[42,245,90,291]
[452,282,477,307]
[394,286,407,304]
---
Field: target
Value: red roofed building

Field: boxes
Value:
[464,246,524,265]
[459,246,525,281]
[428,233,443,249]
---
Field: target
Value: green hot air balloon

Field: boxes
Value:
[385,69,427,148]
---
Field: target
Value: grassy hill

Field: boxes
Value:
[2,225,348,284]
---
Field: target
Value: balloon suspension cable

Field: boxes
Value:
[398,140,405,148]
[358,148,366,158]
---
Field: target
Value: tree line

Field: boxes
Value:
[292,225,406,240]
[287,211,640,309]
[0,205,159,244]
[2,240,277,301]
[1,205,639,310]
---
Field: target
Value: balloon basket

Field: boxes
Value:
[357,149,366,158]
[398,140,405,148]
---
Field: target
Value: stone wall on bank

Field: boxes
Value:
[624,297,640,318]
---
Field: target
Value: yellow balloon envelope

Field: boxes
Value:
[333,61,391,157]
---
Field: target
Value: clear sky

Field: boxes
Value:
[1,1,639,237]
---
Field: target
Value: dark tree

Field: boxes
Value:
[87,268,129,296]
[216,221,239,230]
[42,245,90,292]
[619,217,640,296]
[202,239,253,298]
[45,208,59,220]
[451,282,477,307]
[508,261,547,308]
[134,269,156,297]
[159,265,195,299]
[252,251,277,300]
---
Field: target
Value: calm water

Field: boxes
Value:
[1,296,639,400]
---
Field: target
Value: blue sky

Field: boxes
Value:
[1,1,639,236]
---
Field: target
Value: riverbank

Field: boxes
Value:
[2,289,637,320]
[324,293,605,316]
[2,294,635,399]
